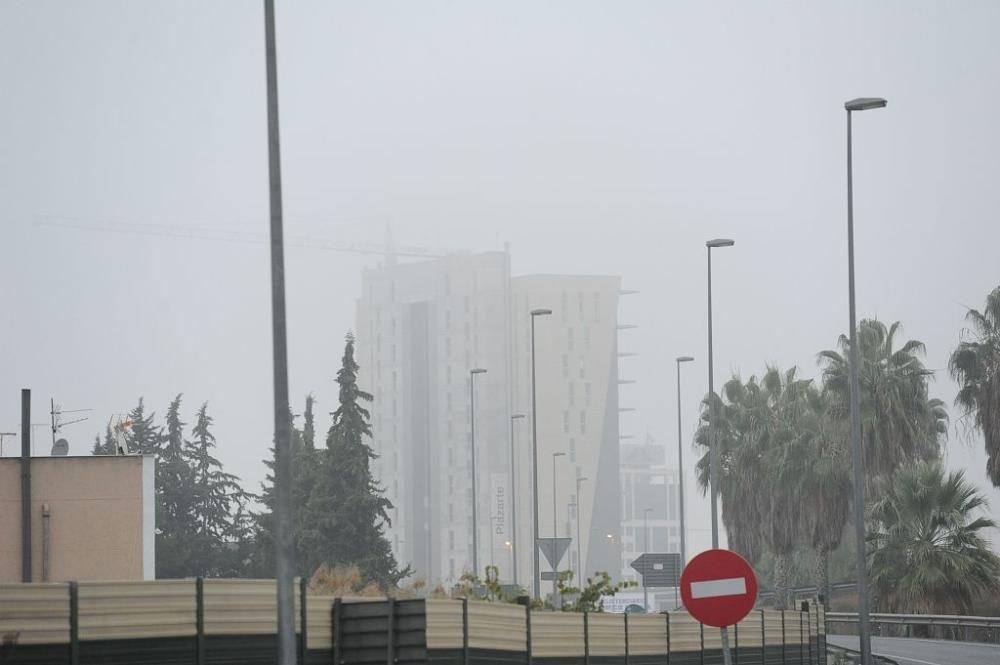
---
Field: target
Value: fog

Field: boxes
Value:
[2,0,999,559]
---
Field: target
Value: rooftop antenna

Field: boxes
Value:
[108,414,133,455]
[50,399,91,448]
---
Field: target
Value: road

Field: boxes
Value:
[827,635,1000,665]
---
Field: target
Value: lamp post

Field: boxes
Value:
[530,308,552,598]
[470,368,488,577]
[551,452,566,538]
[675,356,694,570]
[575,476,588,585]
[706,237,735,665]
[642,507,652,611]
[844,96,886,665]
[510,413,525,586]
[263,1,294,661]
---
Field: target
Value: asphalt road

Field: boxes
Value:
[827,635,1000,665]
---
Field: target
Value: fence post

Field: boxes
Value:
[780,611,787,665]
[68,582,78,665]
[759,610,765,665]
[699,622,704,665]
[524,602,532,665]
[799,609,805,665]
[462,598,469,665]
[332,598,342,665]
[583,612,590,665]
[734,621,739,665]
[624,612,630,665]
[387,598,396,665]
[664,612,670,665]
[300,577,308,665]
[195,577,205,665]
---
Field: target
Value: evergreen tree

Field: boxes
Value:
[155,395,199,578]
[91,426,115,455]
[184,402,254,576]
[303,394,316,450]
[126,398,163,456]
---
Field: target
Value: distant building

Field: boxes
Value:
[619,438,681,587]
[356,251,628,589]
[0,455,156,582]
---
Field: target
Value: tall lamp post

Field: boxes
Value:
[642,507,652,611]
[530,308,552,598]
[575,476,588,585]
[551,451,566,539]
[470,368,488,577]
[675,356,694,569]
[706,237,735,665]
[262,1,294,661]
[845,96,886,665]
[510,413,526,586]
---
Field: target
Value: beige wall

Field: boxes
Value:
[0,455,155,583]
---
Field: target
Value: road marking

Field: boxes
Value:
[690,577,746,599]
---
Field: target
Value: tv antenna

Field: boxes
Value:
[50,399,91,448]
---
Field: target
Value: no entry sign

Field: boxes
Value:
[680,549,758,628]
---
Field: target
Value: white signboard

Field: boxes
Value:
[491,473,509,538]
[601,591,646,614]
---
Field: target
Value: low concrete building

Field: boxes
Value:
[0,455,155,582]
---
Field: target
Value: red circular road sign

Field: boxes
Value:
[680,549,758,628]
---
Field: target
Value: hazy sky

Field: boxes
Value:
[2,1,999,556]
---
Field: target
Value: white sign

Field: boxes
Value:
[491,473,509,538]
[600,591,645,613]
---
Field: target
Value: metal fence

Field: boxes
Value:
[0,580,827,665]
[827,611,1000,644]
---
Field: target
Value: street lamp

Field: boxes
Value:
[706,237,735,665]
[642,507,652,611]
[675,356,694,568]
[705,238,734,548]
[575,476,588,585]
[470,368,488,577]
[844,95,886,665]
[551,451,566,539]
[509,414,525,586]
[530,307,552,598]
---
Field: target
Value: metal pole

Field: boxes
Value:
[20,388,31,583]
[576,476,587,585]
[470,372,479,577]
[262,2,295,662]
[847,107,873,665]
[530,315,541,598]
[643,508,650,611]
[707,244,733,665]
[676,360,688,568]
[510,414,523,586]
[707,247,719,549]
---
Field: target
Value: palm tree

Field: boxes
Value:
[797,387,852,606]
[819,319,947,487]
[868,462,1000,614]
[696,367,813,609]
[949,286,1000,487]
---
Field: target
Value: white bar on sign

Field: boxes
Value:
[690,577,747,599]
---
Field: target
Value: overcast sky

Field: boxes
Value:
[2,1,999,556]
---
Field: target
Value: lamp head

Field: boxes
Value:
[470,368,487,375]
[511,413,526,420]
[845,97,887,112]
[706,238,735,248]
[531,308,553,316]
[676,356,695,363]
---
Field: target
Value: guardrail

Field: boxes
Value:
[827,612,1000,644]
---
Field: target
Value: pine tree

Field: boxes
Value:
[155,395,199,578]
[303,394,316,450]
[184,402,254,576]
[126,398,163,456]
[91,426,115,455]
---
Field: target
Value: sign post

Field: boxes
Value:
[680,549,758,663]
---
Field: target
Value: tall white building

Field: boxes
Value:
[356,251,626,588]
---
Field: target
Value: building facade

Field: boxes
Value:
[0,455,156,583]
[356,252,626,589]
